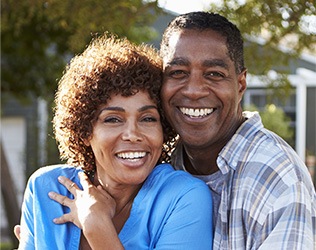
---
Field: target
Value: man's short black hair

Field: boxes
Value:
[160,11,245,73]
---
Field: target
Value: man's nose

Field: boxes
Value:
[181,72,209,99]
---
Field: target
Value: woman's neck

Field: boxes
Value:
[93,170,141,231]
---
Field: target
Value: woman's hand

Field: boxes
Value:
[48,172,124,249]
[48,172,116,231]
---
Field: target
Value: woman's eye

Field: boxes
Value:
[103,117,121,123]
[142,116,158,122]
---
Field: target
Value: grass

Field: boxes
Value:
[0,242,13,250]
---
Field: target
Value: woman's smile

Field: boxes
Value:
[87,91,163,187]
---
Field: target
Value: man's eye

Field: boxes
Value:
[205,71,225,80]
[168,70,187,79]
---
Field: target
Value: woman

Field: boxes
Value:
[17,35,213,249]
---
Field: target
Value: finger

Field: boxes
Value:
[97,184,111,196]
[48,191,71,207]
[78,171,93,190]
[52,213,73,224]
[14,225,21,241]
[58,176,79,194]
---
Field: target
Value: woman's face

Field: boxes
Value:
[86,90,163,188]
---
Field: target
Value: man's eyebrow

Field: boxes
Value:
[167,57,190,66]
[203,59,229,70]
[166,57,229,70]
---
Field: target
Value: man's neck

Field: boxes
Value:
[181,113,247,175]
[183,146,219,175]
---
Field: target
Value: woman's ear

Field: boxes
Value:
[83,137,91,147]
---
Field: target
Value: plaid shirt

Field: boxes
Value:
[172,111,316,249]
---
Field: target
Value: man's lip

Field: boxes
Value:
[179,107,215,118]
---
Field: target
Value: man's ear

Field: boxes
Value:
[238,69,247,102]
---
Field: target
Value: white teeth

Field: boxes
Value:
[117,152,146,159]
[180,107,214,117]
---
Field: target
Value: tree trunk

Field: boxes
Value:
[1,141,20,248]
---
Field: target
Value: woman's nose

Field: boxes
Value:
[121,122,143,142]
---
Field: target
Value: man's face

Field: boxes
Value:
[161,29,246,152]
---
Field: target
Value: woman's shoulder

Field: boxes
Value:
[28,164,82,184]
[149,163,210,192]
[139,164,212,213]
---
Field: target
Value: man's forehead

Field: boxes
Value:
[168,31,182,49]
[162,30,229,67]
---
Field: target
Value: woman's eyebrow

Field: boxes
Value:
[138,105,158,112]
[99,105,157,113]
[100,106,125,112]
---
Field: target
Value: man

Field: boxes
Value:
[160,11,316,249]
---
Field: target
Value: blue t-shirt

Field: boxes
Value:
[19,163,213,249]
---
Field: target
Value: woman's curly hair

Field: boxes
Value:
[53,34,177,172]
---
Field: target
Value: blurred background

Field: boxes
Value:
[1,0,315,248]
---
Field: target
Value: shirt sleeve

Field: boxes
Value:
[17,166,82,250]
[18,178,35,249]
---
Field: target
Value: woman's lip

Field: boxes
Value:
[116,152,148,168]
[116,151,147,159]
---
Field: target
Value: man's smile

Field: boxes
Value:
[179,107,215,118]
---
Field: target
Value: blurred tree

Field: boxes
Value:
[261,104,294,146]
[1,0,163,172]
[1,0,161,101]
[246,104,294,146]
[1,0,163,192]
[210,0,316,93]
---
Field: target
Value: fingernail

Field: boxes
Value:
[48,192,54,198]
[58,176,64,182]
